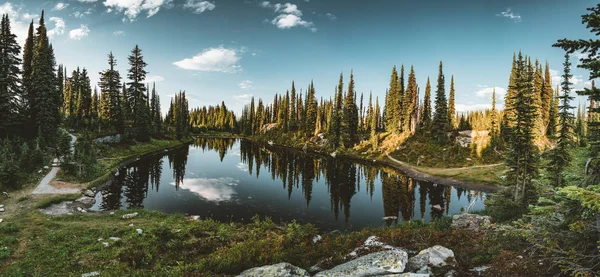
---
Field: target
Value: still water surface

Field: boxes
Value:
[91,138,485,231]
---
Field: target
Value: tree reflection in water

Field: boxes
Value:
[97,138,485,227]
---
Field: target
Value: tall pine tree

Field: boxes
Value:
[432,61,449,144]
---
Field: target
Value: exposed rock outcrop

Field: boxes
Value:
[451,213,492,232]
[408,245,456,276]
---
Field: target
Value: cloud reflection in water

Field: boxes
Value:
[171,177,239,202]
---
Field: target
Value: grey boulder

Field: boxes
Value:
[237,262,310,277]
[451,213,492,232]
[314,249,408,277]
[408,245,456,275]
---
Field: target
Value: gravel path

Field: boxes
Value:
[32,132,80,195]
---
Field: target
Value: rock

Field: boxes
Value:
[136,228,143,235]
[109,237,121,241]
[75,196,96,206]
[383,216,398,220]
[432,204,442,211]
[451,213,492,232]
[237,262,310,277]
[122,212,139,219]
[76,207,87,213]
[314,249,408,277]
[470,265,490,276]
[3,192,9,198]
[97,238,103,242]
[444,270,458,277]
[408,245,456,275]
[102,242,109,247]
[312,235,322,243]
[83,190,95,197]
[0,208,4,212]
[109,212,115,215]
[379,274,430,277]
[308,264,324,274]
[0,204,3,208]
[94,134,121,144]
[128,223,134,227]
[345,236,408,260]
[188,215,200,221]
[44,166,49,169]
[0,218,3,223]
[81,272,100,277]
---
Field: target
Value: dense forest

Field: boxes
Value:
[0,3,599,276]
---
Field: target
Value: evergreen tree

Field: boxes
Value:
[432,61,449,144]
[0,14,22,137]
[402,65,418,133]
[304,81,317,137]
[420,77,432,131]
[150,83,161,136]
[21,20,34,137]
[542,61,554,135]
[30,11,60,145]
[384,66,398,133]
[490,88,499,135]
[547,53,576,187]
[91,86,99,120]
[98,52,124,133]
[396,65,405,132]
[342,71,359,148]
[127,45,151,141]
[448,75,456,129]
[289,81,297,131]
[328,74,343,149]
[505,52,540,205]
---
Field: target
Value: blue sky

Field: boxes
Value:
[0,0,597,115]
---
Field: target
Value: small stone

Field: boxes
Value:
[109,237,121,241]
[136,228,143,235]
[81,272,100,277]
[109,212,115,215]
[238,262,310,277]
[83,190,95,197]
[75,196,95,206]
[102,242,109,247]
[408,245,457,274]
[432,204,442,211]
[0,218,3,223]
[0,204,4,208]
[189,215,200,221]
[44,166,49,169]
[383,216,398,220]
[128,223,134,227]
[2,192,9,198]
[122,212,139,219]
[312,235,322,243]
[173,229,182,233]
[0,208,4,212]
[76,207,87,213]
[97,238,103,242]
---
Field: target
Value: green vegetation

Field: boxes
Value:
[34,194,80,209]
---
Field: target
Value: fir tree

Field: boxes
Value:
[21,20,34,137]
[0,14,22,137]
[342,70,359,148]
[420,77,432,131]
[305,81,317,137]
[328,74,343,149]
[91,86,99,120]
[490,88,499,135]
[402,65,418,133]
[542,61,554,135]
[505,52,540,204]
[289,81,297,131]
[384,66,398,133]
[98,52,124,133]
[30,11,60,145]
[448,75,456,129]
[127,45,151,141]
[432,61,449,144]
[547,53,576,187]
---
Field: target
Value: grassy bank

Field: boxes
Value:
[0,207,546,277]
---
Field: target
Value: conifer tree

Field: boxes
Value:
[30,11,60,144]
[420,77,432,131]
[99,88,110,122]
[505,52,540,204]
[98,52,124,133]
[150,83,161,136]
[490,88,499,135]
[542,61,554,135]
[0,14,22,137]
[448,75,456,129]
[396,65,405,132]
[547,53,576,187]
[328,74,343,149]
[127,45,151,141]
[91,86,99,120]
[432,61,449,144]
[402,66,418,133]
[21,20,34,137]
[342,71,359,148]
[289,81,297,131]
[384,66,398,133]
[366,92,373,134]
[304,81,317,137]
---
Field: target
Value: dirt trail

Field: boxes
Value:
[32,132,81,195]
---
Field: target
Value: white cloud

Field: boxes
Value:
[22,13,37,20]
[103,0,174,21]
[497,8,521,22]
[183,0,215,14]
[47,17,66,38]
[475,86,507,99]
[79,0,98,2]
[239,80,254,90]
[113,30,125,36]
[325,12,336,20]
[69,24,90,40]
[144,75,165,83]
[0,3,19,18]
[173,47,242,73]
[550,69,591,94]
[234,94,253,104]
[73,9,93,18]
[261,2,315,31]
[53,3,69,11]
[455,103,503,112]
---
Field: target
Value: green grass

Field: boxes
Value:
[34,194,81,209]
[0,208,548,277]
